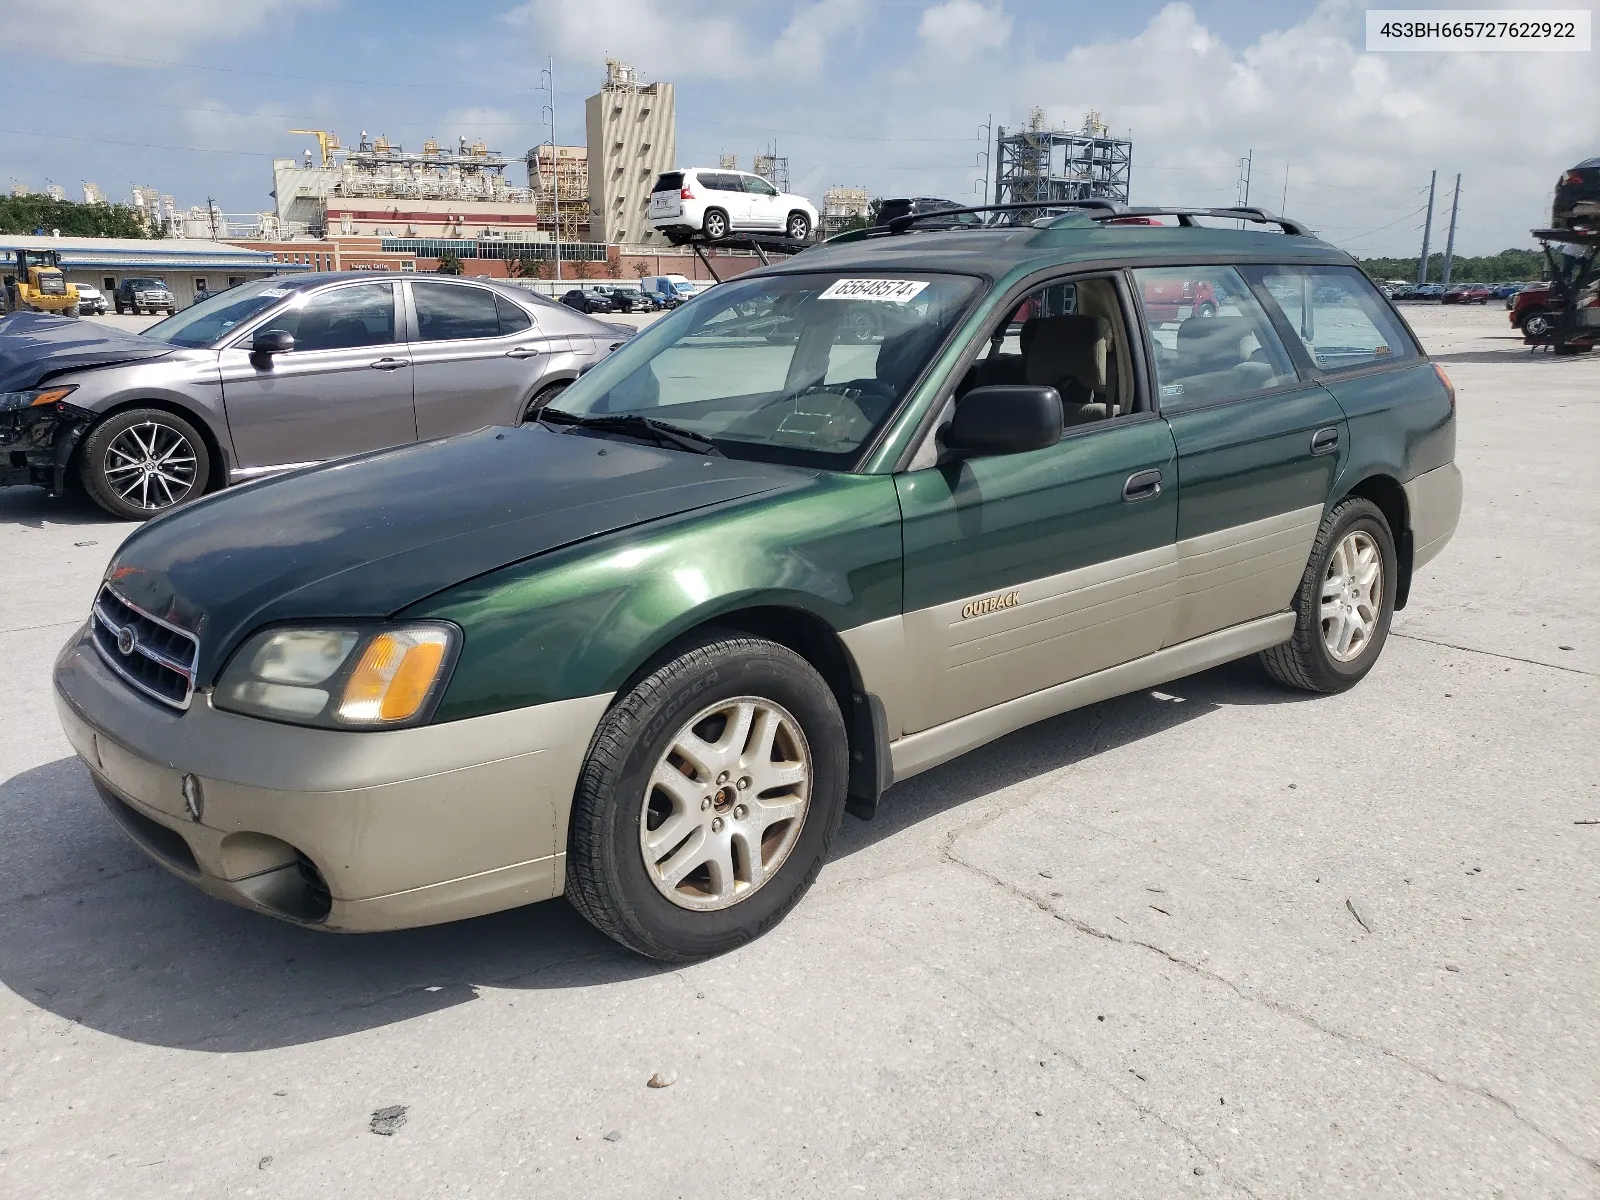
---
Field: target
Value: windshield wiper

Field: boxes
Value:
[536,407,723,456]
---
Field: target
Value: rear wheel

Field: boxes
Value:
[79,408,211,520]
[1259,497,1397,693]
[702,208,730,240]
[521,381,568,421]
[565,632,848,961]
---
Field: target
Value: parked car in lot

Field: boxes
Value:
[1441,284,1492,304]
[649,168,819,243]
[641,285,681,309]
[73,283,109,315]
[0,273,629,519]
[1493,282,1525,305]
[1141,276,1218,320]
[593,286,642,313]
[50,204,1460,961]
[114,277,175,315]
[561,288,617,314]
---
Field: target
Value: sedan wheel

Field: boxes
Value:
[80,408,211,521]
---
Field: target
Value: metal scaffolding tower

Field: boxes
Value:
[993,111,1132,219]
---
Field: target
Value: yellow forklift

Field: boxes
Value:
[2,248,80,317]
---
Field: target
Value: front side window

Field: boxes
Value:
[742,176,778,197]
[142,278,297,347]
[1245,265,1418,373]
[412,282,500,341]
[549,271,983,469]
[1133,265,1298,410]
[257,283,396,352]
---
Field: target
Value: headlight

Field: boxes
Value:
[0,385,77,412]
[213,623,459,729]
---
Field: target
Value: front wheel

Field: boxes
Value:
[1522,313,1554,339]
[565,632,848,962]
[1259,497,1397,693]
[1195,301,1218,318]
[79,408,211,520]
[785,211,811,241]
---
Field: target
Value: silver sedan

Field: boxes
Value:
[0,273,630,520]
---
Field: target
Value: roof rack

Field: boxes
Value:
[878,199,1310,237]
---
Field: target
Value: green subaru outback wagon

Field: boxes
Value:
[54,204,1462,961]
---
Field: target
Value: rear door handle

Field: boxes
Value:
[369,356,409,371]
[504,345,542,359]
[1311,426,1339,455]
[1123,469,1163,502]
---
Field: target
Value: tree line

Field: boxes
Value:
[0,195,152,239]
[1355,248,1548,284]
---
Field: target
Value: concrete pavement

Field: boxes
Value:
[0,304,1594,1198]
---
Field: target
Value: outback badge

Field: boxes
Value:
[961,590,1020,620]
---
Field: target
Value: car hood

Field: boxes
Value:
[104,424,813,683]
[0,311,177,390]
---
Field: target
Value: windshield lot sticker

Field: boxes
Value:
[260,288,291,297]
[819,278,930,303]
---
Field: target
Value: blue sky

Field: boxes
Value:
[2,0,1593,255]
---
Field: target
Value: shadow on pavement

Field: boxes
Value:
[0,659,1312,1054]
[0,484,124,530]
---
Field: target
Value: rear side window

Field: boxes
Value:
[653,172,683,193]
[1132,265,1298,410]
[495,293,532,334]
[413,283,500,341]
[1246,265,1417,372]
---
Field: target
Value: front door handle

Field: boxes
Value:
[369,356,409,371]
[1123,468,1164,502]
[1311,426,1339,455]
[504,345,542,360]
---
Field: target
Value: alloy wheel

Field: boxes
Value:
[102,420,198,511]
[1321,530,1383,662]
[638,696,812,912]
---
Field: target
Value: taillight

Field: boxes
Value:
[1433,363,1456,414]
[1561,171,1582,186]
[680,186,694,200]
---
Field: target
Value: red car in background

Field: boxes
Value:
[1141,277,1218,321]
[1441,284,1492,305]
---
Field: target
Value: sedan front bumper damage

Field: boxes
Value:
[0,400,91,496]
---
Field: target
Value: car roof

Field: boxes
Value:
[759,220,1352,283]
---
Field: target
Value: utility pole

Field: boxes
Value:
[540,56,561,283]
[1237,150,1253,227]
[1281,162,1289,212]
[1417,170,1437,286]
[975,114,992,206]
[1440,173,1462,288]
[206,196,219,240]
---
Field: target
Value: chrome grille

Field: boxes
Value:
[91,584,199,711]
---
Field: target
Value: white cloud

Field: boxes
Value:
[507,0,869,81]
[917,0,1012,61]
[0,0,333,59]
[1000,2,1598,253]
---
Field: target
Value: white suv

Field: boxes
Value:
[649,168,818,243]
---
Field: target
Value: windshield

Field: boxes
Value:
[141,278,295,348]
[548,270,982,469]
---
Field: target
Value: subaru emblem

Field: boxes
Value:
[181,773,204,822]
[116,626,137,656]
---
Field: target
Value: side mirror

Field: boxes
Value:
[251,329,294,355]
[945,385,1063,456]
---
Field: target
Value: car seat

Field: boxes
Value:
[1023,314,1111,425]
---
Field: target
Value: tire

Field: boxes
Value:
[1195,301,1218,318]
[1258,497,1397,694]
[663,228,690,246]
[565,632,849,962]
[702,208,730,240]
[66,303,80,318]
[522,381,569,420]
[785,211,811,241]
[166,307,176,316]
[79,407,211,521]
[1522,313,1554,339]
[115,302,125,315]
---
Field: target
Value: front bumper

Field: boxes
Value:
[53,628,611,931]
[0,402,90,495]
